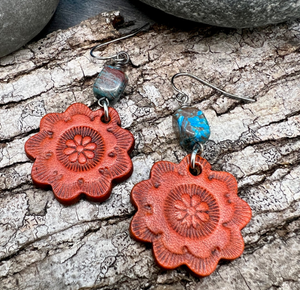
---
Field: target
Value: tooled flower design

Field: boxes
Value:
[25,103,134,205]
[174,194,209,228]
[130,155,252,277]
[63,135,96,164]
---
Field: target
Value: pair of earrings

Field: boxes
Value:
[25,25,253,277]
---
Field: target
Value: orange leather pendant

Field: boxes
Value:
[130,155,251,277]
[25,103,134,204]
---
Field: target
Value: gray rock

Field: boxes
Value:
[139,0,300,28]
[0,0,60,57]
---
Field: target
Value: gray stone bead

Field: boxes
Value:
[139,0,300,28]
[0,0,60,57]
[93,65,128,106]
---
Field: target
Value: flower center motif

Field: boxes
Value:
[186,206,196,216]
[174,194,209,229]
[56,126,105,172]
[63,135,96,165]
[76,145,84,152]
[164,184,220,239]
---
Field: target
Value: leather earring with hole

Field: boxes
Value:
[130,72,254,277]
[24,24,150,205]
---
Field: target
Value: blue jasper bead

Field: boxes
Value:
[173,107,210,151]
[93,65,128,106]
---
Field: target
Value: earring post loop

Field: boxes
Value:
[98,98,110,122]
[171,72,255,103]
[190,143,204,169]
[90,23,150,60]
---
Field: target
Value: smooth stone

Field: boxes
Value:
[173,107,210,152]
[0,0,60,57]
[93,65,128,106]
[139,0,300,28]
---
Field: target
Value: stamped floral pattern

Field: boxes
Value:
[56,126,104,172]
[130,155,252,277]
[25,103,134,204]
[64,135,96,164]
[164,184,220,239]
[174,194,209,227]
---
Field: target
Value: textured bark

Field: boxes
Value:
[1,11,300,290]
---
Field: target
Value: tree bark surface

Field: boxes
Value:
[1,11,300,290]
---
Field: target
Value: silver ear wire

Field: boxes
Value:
[90,23,150,62]
[171,72,255,103]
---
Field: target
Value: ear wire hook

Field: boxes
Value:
[90,23,150,61]
[171,72,255,103]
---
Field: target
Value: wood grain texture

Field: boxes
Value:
[1,11,300,290]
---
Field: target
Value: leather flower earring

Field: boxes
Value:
[130,73,254,277]
[25,24,149,205]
